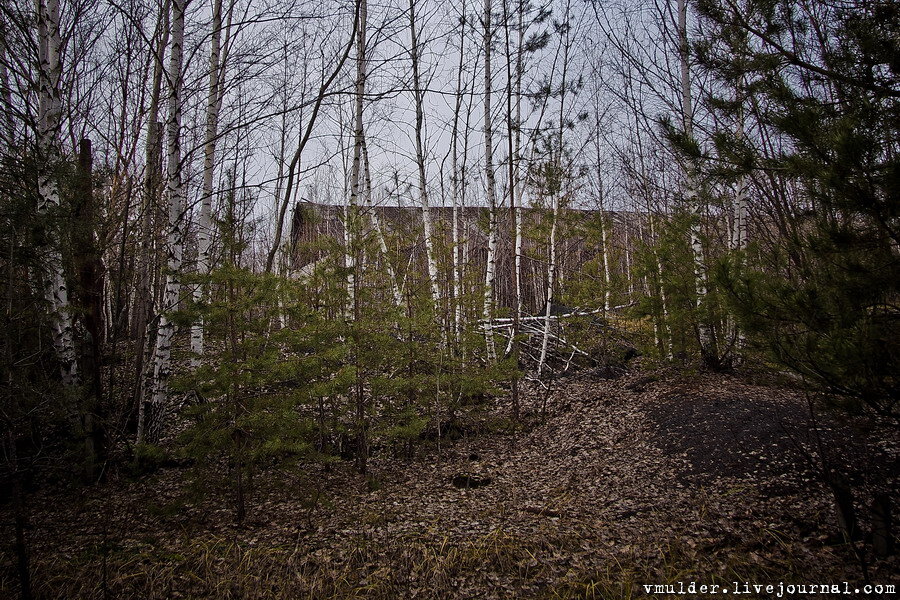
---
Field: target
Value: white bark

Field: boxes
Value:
[623,215,635,298]
[593,116,612,314]
[513,0,524,323]
[538,193,558,375]
[134,1,169,443]
[191,0,227,367]
[539,3,571,375]
[408,0,441,313]
[482,0,497,361]
[728,92,749,355]
[346,0,367,316]
[449,0,469,343]
[143,0,187,443]
[600,209,611,312]
[362,139,402,308]
[678,0,711,354]
[650,213,674,360]
[35,0,78,386]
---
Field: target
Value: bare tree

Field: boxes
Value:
[141,0,188,444]
[191,0,234,367]
[133,0,169,442]
[263,1,359,275]
[34,0,79,386]
[408,0,441,315]
[482,0,498,361]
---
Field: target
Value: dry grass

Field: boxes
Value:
[4,526,835,600]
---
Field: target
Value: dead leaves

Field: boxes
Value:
[6,367,899,598]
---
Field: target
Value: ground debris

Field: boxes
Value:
[3,366,898,599]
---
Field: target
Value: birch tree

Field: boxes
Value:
[362,137,403,308]
[133,0,169,436]
[349,0,367,474]
[263,3,358,275]
[447,0,476,346]
[538,5,573,376]
[191,0,233,367]
[676,0,712,360]
[141,0,188,444]
[408,0,441,315]
[482,0,498,361]
[34,0,78,386]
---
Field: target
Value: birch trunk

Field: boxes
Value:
[482,0,498,362]
[502,0,521,417]
[408,0,441,314]
[345,0,366,316]
[449,0,468,344]
[731,87,748,253]
[35,0,78,386]
[677,0,712,357]
[264,3,359,275]
[142,0,187,444]
[650,213,673,360]
[134,0,169,441]
[191,0,226,367]
[538,193,558,375]
[350,0,367,475]
[362,138,403,308]
[593,116,611,313]
[624,215,634,298]
[600,205,610,313]
[728,93,749,357]
[539,4,570,375]
[514,0,524,322]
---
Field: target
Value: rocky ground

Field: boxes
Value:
[2,364,898,598]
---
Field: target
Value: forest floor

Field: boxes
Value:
[3,363,899,599]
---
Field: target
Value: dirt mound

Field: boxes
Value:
[644,374,897,497]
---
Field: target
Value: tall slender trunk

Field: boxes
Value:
[73,139,105,480]
[345,0,366,313]
[539,2,570,375]
[599,193,611,312]
[449,0,468,344]
[482,0,498,362]
[677,0,711,358]
[134,0,169,440]
[408,0,441,315]
[142,0,187,444]
[514,0,524,321]
[362,138,402,307]
[35,0,78,386]
[624,215,634,299]
[191,0,226,367]
[0,17,16,147]
[592,109,611,313]
[502,0,521,419]
[538,193,558,375]
[350,0,367,475]
[650,213,673,360]
[728,85,748,357]
[730,102,748,254]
